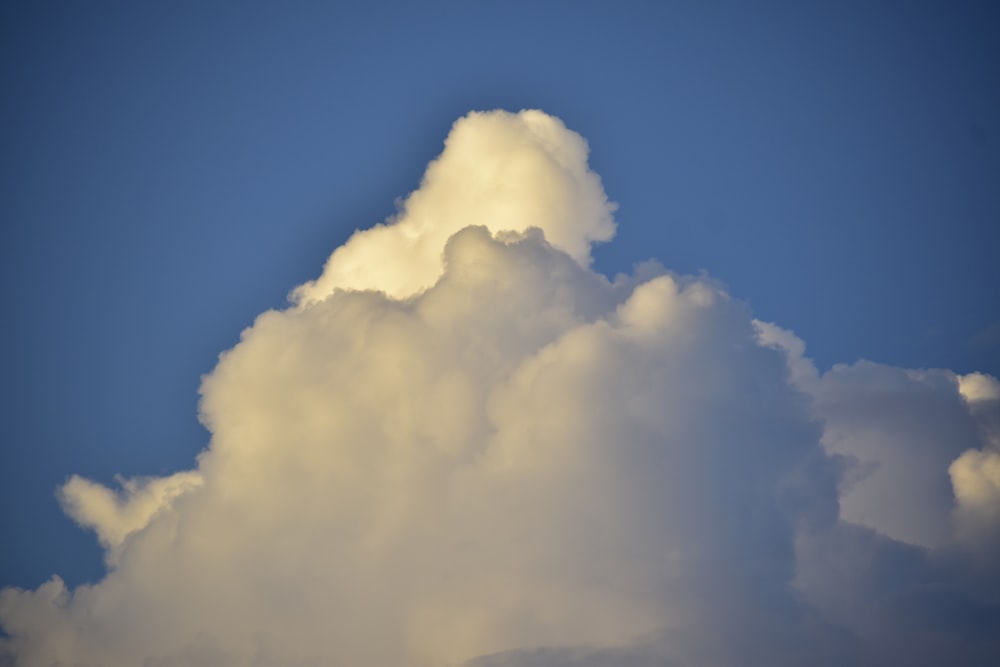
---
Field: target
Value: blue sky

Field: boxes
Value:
[1,2,999,661]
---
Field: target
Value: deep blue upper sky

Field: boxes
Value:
[2,0,998,589]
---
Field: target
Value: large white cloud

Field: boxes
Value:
[2,110,999,666]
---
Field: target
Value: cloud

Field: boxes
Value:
[951,449,1000,548]
[958,372,1000,405]
[2,110,999,666]
[292,109,616,304]
[57,472,203,565]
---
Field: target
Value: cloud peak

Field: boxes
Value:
[292,109,617,305]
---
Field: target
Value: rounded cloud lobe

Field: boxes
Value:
[292,109,616,304]
[2,110,999,666]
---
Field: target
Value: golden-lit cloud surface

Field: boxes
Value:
[2,110,999,666]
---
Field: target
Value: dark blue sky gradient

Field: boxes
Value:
[2,1,998,589]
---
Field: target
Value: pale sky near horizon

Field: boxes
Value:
[1,2,999,665]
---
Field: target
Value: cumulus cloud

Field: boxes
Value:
[292,109,616,304]
[959,372,1000,405]
[951,449,1000,547]
[2,110,999,666]
[57,472,203,565]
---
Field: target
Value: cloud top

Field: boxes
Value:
[293,109,616,304]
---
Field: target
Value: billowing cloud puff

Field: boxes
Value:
[2,110,999,666]
[951,449,1000,548]
[292,109,616,304]
[959,372,1000,405]
[58,472,203,566]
